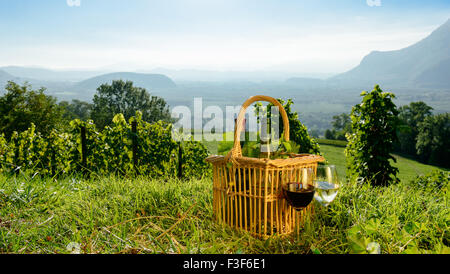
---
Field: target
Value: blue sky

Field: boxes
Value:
[0,0,449,73]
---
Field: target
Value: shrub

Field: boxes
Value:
[180,140,211,179]
[410,170,449,193]
[345,85,400,186]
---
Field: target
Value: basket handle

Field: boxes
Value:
[228,95,290,159]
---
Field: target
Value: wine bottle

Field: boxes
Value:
[259,116,271,158]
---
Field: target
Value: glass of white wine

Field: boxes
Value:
[314,165,340,207]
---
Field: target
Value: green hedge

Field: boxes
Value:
[317,138,348,147]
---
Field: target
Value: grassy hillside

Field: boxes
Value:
[203,138,446,183]
[0,171,447,254]
[319,144,448,183]
[0,142,448,254]
[0,141,447,254]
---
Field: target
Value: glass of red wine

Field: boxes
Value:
[283,168,316,211]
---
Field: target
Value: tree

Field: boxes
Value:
[309,129,320,138]
[91,80,172,129]
[59,99,93,121]
[345,85,400,186]
[0,81,64,139]
[396,101,433,155]
[324,129,335,140]
[325,113,352,140]
[332,113,351,133]
[416,113,449,167]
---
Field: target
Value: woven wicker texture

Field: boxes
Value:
[206,95,325,238]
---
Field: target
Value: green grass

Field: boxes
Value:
[319,145,347,179]
[319,144,448,183]
[0,142,448,254]
[0,166,448,254]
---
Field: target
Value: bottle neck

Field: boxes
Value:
[259,139,271,158]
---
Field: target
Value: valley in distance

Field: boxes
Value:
[1,19,449,136]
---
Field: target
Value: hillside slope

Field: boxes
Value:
[332,19,450,88]
[0,70,23,90]
[319,144,448,182]
[0,66,105,82]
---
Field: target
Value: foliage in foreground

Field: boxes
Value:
[346,85,400,186]
[0,171,447,254]
[0,112,210,179]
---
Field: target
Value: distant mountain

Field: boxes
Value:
[0,69,23,89]
[0,69,14,81]
[73,72,177,91]
[332,19,450,88]
[0,66,106,82]
[0,70,177,101]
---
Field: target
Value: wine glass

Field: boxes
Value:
[313,165,340,207]
[283,168,316,211]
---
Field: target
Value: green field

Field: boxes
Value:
[205,138,447,183]
[319,144,448,183]
[0,144,448,254]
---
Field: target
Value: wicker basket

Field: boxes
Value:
[205,95,325,238]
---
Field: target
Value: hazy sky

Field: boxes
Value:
[0,0,449,73]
